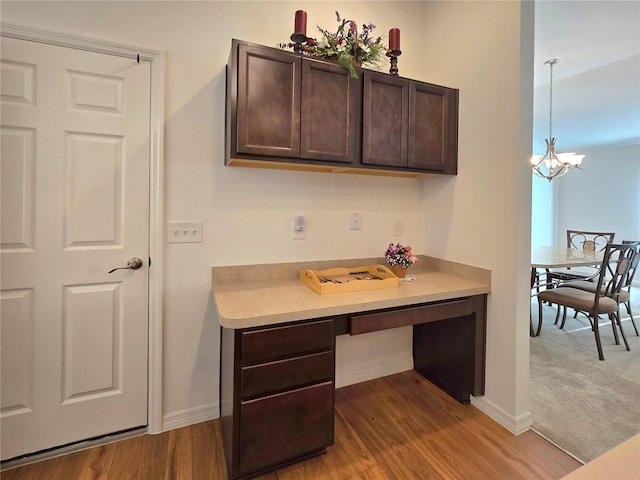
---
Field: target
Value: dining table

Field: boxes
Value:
[530,246,605,336]
[531,245,604,271]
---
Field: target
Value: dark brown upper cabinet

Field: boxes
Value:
[301,58,361,164]
[362,73,409,168]
[362,70,458,174]
[226,39,458,177]
[228,39,360,166]
[232,42,301,159]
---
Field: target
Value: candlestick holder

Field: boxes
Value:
[290,32,307,53]
[387,49,402,75]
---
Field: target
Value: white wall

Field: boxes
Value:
[531,143,640,248]
[531,177,556,247]
[1,1,533,433]
[417,1,534,428]
[555,143,640,244]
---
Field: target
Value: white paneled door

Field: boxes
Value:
[1,36,150,460]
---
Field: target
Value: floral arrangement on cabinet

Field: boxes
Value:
[281,11,386,78]
[385,243,418,269]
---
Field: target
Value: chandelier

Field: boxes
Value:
[531,59,585,181]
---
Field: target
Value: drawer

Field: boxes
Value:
[350,299,472,335]
[241,350,334,399]
[241,319,333,365]
[238,381,334,477]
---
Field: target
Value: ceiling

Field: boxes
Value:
[533,1,640,153]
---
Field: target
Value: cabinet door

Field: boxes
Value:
[301,59,361,163]
[238,381,334,477]
[409,82,458,173]
[235,43,301,158]
[362,71,409,167]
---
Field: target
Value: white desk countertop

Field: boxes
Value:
[212,256,491,329]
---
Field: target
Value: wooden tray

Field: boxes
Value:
[299,264,399,295]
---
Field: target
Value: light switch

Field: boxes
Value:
[349,213,361,230]
[168,221,203,243]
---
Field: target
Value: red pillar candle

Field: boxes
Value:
[389,28,400,51]
[294,10,307,35]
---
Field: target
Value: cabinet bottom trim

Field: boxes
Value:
[227,158,437,178]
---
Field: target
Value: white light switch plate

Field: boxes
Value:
[349,212,361,230]
[168,221,203,243]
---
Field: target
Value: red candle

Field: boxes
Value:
[294,10,307,35]
[389,28,400,51]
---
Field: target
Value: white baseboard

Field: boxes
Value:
[162,403,219,432]
[160,359,413,433]
[336,356,535,437]
[335,357,414,389]
[163,360,531,438]
[471,396,532,435]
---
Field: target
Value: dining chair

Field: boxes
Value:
[563,240,639,336]
[530,267,537,337]
[621,241,640,335]
[567,230,616,251]
[545,230,616,286]
[534,242,638,360]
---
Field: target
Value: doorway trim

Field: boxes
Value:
[1,23,165,435]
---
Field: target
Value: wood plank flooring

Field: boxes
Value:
[2,371,581,479]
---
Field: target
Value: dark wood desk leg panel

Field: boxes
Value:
[471,294,487,396]
[412,294,486,404]
[220,326,239,477]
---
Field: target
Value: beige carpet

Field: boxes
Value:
[529,293,640,463]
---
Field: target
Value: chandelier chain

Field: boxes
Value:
[548,61,553,139]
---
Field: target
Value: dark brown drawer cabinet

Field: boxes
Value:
[362,71,458,174]
[219,293,487,477]
[220,318,335,479]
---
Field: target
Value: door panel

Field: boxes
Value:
[0,36,150,460]
[62,283,122,402]
[65,133,123,247]
[0,289,34,417]
[0,126,35,250]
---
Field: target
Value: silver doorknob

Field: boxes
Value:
[108,257,144,274]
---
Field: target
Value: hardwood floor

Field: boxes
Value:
[2,371,581,479]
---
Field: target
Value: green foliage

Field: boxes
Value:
[281,11,387,79]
